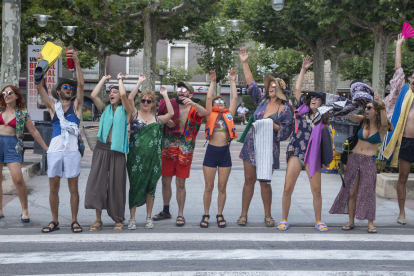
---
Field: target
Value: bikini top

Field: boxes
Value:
[130,112,157,132]
[357,127,382,144]
[213,115,228,132]
[0,113,16,128]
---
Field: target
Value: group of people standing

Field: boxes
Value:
[0,34,413,234]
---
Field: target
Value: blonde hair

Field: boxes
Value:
[140,90,157,114]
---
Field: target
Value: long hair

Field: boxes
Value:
[140,90,157,114]
[363,101,393,132]
[0,86,26,110]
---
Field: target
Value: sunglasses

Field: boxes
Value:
[2,91,14,96]
[141,99,153,104]
[214,100,225,104]
[177,87,188,93]
[365,106,373,110]
[311,96,322,101]
[62,85,74,90]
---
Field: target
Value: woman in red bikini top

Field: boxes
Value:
[0,85,48,223]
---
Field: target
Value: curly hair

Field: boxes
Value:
[0,86,26,110]
[140,90,157,114]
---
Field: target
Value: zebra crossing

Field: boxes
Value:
[1,228,414,275]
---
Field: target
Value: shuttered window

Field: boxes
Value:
[170,47,185,68]
[128,50,144,75]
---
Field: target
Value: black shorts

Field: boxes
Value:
[399,137,414,163]
[203,144,232,168]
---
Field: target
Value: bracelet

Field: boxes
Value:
[118,78,123,81]
[377,103,385,110]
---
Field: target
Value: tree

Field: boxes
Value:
[313,0,414,97]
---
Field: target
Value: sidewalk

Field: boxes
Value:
[1,122,413,229]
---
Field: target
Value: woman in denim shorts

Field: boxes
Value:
[0,86,48,222]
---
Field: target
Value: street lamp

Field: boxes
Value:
[63,26,78,36]
[158,61,168,88]
[33,15,52,27]
[216,27,229,37]
[226,20,244,32]
[272,0,284,11]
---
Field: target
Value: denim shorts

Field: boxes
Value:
[203,144,232,168]
[0,135,22,164]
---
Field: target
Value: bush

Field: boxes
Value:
[241,94,257,113]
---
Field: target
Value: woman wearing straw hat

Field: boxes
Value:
[237,47,293,227]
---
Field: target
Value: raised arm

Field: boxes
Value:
[35,52,55,113]
[91,75,111,112]
[296,55,313,103]
[128,74,146,114]
[68,50,84,119]
[395,33,404,70]
[238,47,253,85]
[206,70,216,116]
[117,72,133,124]
[374,92,389,131]
[158,87,174,124]
[228,69,238,116]
[25,118,48,151]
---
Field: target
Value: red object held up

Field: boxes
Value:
[402,22,414,39]
[66,50,75,70]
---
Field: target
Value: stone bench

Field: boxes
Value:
[2,162,40,195]
[376,173,414,199]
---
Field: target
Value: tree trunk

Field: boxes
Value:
[0,0,21,87]
[330,57,339,95]
[313,45,325,92]
[98,54,107,102]
[142,14,158,92]
[372,26,389,98]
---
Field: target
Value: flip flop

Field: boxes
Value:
[89,221,103,232]
[342,224,355,231]
[397,217,407,225]
[42,221,60,233]
[315,222,329,232]
[71,221,83,233]
[20,214,30,223]
[368,227,377,234]
[277,221,289,231]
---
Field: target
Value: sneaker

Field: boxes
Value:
[241,122,243,125]
[244,121,248,124]
[146,217,154,229]
[128,219,136,230]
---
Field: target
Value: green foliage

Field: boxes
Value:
[197,98,207,108]
[241,94,257,113]
[156,56,203,89]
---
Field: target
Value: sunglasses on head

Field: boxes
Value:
[141,99,153,104]
[311,96,322,101]
[365,106,373,110]
[2,91,14,96]
[214,99,225,104]
[62,85,74,90]
[177,87,188,93]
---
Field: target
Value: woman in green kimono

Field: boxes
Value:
[127,74,174,229]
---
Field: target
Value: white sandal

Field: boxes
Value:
[128,219,136,230]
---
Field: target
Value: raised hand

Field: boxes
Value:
[397,33,405,46]
[238,47,250,63]
[117,72,127,80]
[160,86,168,97]
[101,75,112,82]
[373,92,383,105]
[302,55,313,70]
[229,69,237,81]
[137,74,146,82]
[209,71,217,82]
[66,50,79,63]
[36,52,44,60]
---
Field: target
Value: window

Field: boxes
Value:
[82,62,99,73]
[168,42,189,69]
[127,49,143,75]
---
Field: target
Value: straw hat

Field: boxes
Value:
[51,78,77,100]
[263,75,287,101]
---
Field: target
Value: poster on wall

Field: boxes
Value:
[26,45,59,121]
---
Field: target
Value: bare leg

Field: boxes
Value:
[67,177,79,223]
[130,206,137,220]
[203,166,217,219]
[281,156,302,221]
[305,165,322,221]
[0,163,4,217]
[161,176,173,206]
[347,172,361,228]
[240,161,257,218]
[176,177,186,217]
[7,162,29,218]
[397,158,411,219]
[49,176,61,223]
[146,193,154,218]
[260,182,272,218]
[217,167,231,215]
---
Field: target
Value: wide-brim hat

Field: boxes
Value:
[306,92,326,104]
[264,75,287,101]
[51,78,77,100]
[177,81,194,94]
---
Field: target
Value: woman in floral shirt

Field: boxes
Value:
[0,86,48,223]
[237,48,293,227]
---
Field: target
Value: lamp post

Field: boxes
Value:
[157,61,171,90]
[272,0,285,11]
